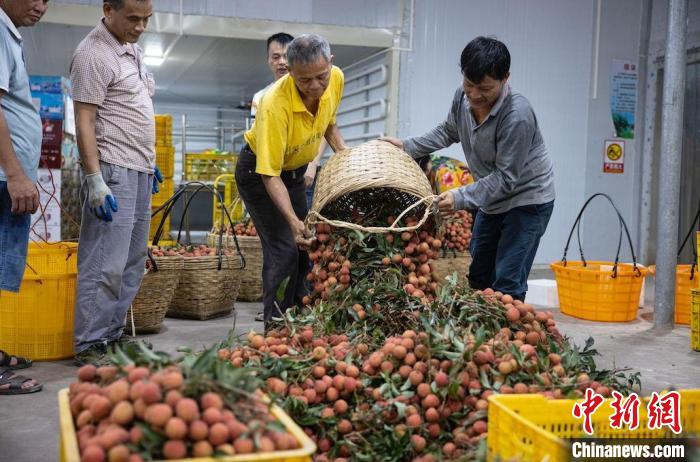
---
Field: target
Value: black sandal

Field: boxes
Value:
[0,350,32,370]
[0,369,43,395]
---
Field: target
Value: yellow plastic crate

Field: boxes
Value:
[155,114,173,127]
[155,114,173,147]
[213,174,245,225]
[0,242,78,360]
[149,213,171,241]
[152,178,175,208]
[185,152,237,182]
[156,146,175,178]
[692,289,700,351]
[58,388,315,462]
[487,390,700,462]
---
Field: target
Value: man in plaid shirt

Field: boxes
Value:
[71,0,163,365]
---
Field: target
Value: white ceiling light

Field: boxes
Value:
[144,56,165,67]
[145,44,163,57]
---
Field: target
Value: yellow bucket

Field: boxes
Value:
[0,242,78,360]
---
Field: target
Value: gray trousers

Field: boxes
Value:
[74,161,151,353]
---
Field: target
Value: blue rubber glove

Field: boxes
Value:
[85,172,118,222]
[152,166,164,194]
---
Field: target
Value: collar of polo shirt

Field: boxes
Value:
[0,7,22,43]
[290,77,332,113]
[98,18,136,57]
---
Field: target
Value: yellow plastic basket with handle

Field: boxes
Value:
[551,194,648,322]
[692,289,700,351]
[648,264,696,325]
[0,242,78,360]
[487,390,700,462]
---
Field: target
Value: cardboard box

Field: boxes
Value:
[40,145,61,169]
[30,169,62,242]
[29,75,71,95]
[526,279,559,308]
[41,119,63,146]
[33,92,64,120]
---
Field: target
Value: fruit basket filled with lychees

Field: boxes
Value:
[61,344,315,461]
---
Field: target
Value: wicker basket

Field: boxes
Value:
[168,254,243,320]
[308,140,436,232]
[432,251,472,285]
[208,232,263,302]
[129,255,183,333]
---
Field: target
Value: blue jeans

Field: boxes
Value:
[468,201,554,301]
[0,181,31,292]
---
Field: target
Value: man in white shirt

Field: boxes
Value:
[249,32,327,322]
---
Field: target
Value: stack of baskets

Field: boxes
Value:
[184,151,237,182]
[151,114,175,241]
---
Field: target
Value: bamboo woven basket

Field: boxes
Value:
[432,251,472,285]
[207,232,263,302]
[308,140,436,233]
[129,255,183,333]
[167,254,243,320]
[232,235,263,301]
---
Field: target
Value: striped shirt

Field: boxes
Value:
[70,19,155,173]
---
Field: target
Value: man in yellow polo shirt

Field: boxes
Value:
[236,34,347,327]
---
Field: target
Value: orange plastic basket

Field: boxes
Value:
[552,194,647,322]
[648,264,696,325]
[552,260,647,322]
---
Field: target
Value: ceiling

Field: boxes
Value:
[22,22,383,107]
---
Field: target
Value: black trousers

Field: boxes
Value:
[235,145,309,325]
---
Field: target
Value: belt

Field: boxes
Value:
[241,144,307,180]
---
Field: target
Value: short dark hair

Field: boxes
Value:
[460,36,510,83]
[267,33,294,52]
[104,0,148,9]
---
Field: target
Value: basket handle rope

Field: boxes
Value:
[149,182,245,273]
[676,200,700,281]
[562,193,641,278]
[573,202,625,276]
[306,194,441,234]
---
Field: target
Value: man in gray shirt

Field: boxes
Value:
[382,37,554,301]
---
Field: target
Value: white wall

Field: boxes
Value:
[581,0,645,264]
[398,0,596,264]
